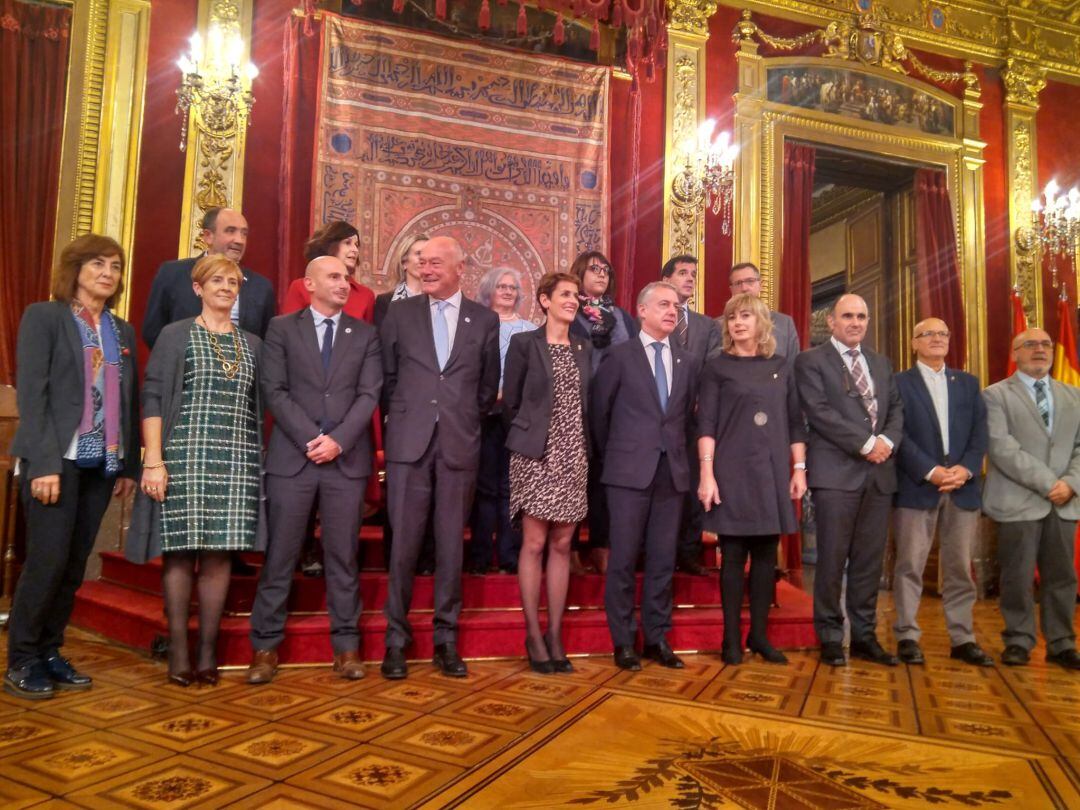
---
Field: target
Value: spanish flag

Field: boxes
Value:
[1053,296,1080,387]
[1006,287,1027,376]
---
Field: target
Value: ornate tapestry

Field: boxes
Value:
[313,15,611,321]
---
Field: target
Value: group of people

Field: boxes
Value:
[6,205,1080,702]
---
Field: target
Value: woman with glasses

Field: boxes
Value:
[467,267,537,575]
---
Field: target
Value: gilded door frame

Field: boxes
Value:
[733,49,988,383]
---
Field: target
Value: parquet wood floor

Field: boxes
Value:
[3,595,1080,808]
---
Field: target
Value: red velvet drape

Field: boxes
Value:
[779,142,815,350]
[914,168,966,368]
[0,0,71,384]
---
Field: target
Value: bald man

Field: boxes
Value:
[795,294,904,667]
[892,318,991,667]
[247,256,383,683]
[984,328,1080,669]
[379,236,500,679]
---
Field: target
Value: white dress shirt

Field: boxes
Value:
[311,306,342,347]
[916,360,950,456]
[431,289,463,354]
[639,330,672,395]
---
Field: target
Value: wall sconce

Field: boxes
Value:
[671,119,739,235]
[1031,178,1080,289]
[175,25,258,151]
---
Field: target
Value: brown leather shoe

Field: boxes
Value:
[247,649,278,685]
[333,650,366,680]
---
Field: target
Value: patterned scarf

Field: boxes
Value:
[391,281,413,302]
[71,302,123,475]
[578,293,617,349]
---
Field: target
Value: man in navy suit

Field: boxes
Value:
[142,207,276,348]
[591,281,698,671]
[892,318,991,667]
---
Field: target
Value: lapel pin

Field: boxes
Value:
[576,344,582,351]
[773,372,778,379]
[345,327,352,334]
[676,357,681,364]
[464,316,471,324]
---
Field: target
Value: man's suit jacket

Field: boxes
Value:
[142,256,276,347]
[590,337,697,492]
[795,341,904,493]
[684,308,721,370]
[982,375,1080,522]
[11,301,140,480]
[374,291,394,329]
[502,326,591,459]
[260,309,382,479]
[895,366,987,511]
[380,293,500,470]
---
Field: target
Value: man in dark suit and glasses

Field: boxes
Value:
[660,255,721,576]
[379,236,500,679]
[892,318,991,667]
[246,256,383,684]
[795,293,903,667]
[592,281,698,671]
[141,207,276,348]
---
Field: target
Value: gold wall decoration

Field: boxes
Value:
[667,0,718,36]
[732,10,988,382]
[177,0,255,257]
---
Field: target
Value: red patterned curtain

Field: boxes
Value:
[779,142,815,350]
[0,0,71,384]
[914,168,966,368]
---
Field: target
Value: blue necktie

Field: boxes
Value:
[652,341,668,413]
[321,318,334,373]
[434,301,450,370]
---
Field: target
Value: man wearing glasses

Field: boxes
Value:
[726,263,801,368]
[892,318,991,667]
[983,328,1080,669]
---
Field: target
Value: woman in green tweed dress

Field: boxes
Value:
[129,255,265,687]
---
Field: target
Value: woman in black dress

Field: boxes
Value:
[697,293,807,665]
[503,272,590,673]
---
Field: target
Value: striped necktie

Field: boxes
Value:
[676,306,689,348]
[1034,379,1050,428]
[846,348,878,427]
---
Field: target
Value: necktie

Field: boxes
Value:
[320,318,334,373]
[1034,379,1050,428]
[846,348,877,427]
[434,301,450,370]
[676,306,689,348]
[652,341,668,414]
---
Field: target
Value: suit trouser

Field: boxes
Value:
[384,429,475,648]
[676,439,705,563]
[251,463,365,654]
[604,455,683,647]
[998,514,1078,655]
[8,461,115,669]
[892,496,979,646]
[468,415,520,570]
[811,480,891,645]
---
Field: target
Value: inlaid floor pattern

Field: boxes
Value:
[3,597,1080,808]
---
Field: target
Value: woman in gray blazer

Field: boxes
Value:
[128,255,265,687]
[5,235,140,701]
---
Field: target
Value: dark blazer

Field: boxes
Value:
[794,341,904,493]
[141,256,276,348]
[260,309,383,479]
[685,308,722,370]
[895,365,986,511]
[11,301,140,480]
[590,337,697,492]
[502,326,591,459]
[380,293,500,470]
[374,291,393,329]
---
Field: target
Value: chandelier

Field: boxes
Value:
[175,25,258,151]
[1030,179,1080,290]
[671,119,739,235]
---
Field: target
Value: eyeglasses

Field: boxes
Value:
[586,264,611,277]
[915,330,950,339]
[495,284,518,292]
[730,276,760,288]
[1016,340,1053,350]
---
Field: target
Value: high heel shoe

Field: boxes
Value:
[195,667,220,685]
[525,640,554,675]
[544,632,574,674]
[721,645,743,665]
[168,670,196,687]
[747,638,788,665]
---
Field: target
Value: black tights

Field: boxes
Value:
[720,535,778,652]
[162,551,232,674]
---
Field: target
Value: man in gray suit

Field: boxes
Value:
[984,328,1080,669]
[795,294,903,667]
[247,256,382,683]
[726,262,800,368]
[379,236,500,679]
[661,255,721,576]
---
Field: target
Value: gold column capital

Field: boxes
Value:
[1003,57,1047,109]
[666,0,717,37]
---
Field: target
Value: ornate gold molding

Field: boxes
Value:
[1003,56,1047,107]
[668,0,718,36]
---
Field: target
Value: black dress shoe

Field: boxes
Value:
[381,647,408,680]
[44,655,93,690]
[614,646,641,671]
[1001,644,1030,666]
[643,640,684,669]
[950,642,994,667]
[820,642,846,667]
[3,663,55,700]
[721,644,743,665]
[850,638,899,666]
[746,638,788,665]
[897,639,925,665]
[543,633,574,674]
[525,640,554,675]
[1047,649,1080,670]
[676,557,708,576]
[433,643,468,678]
